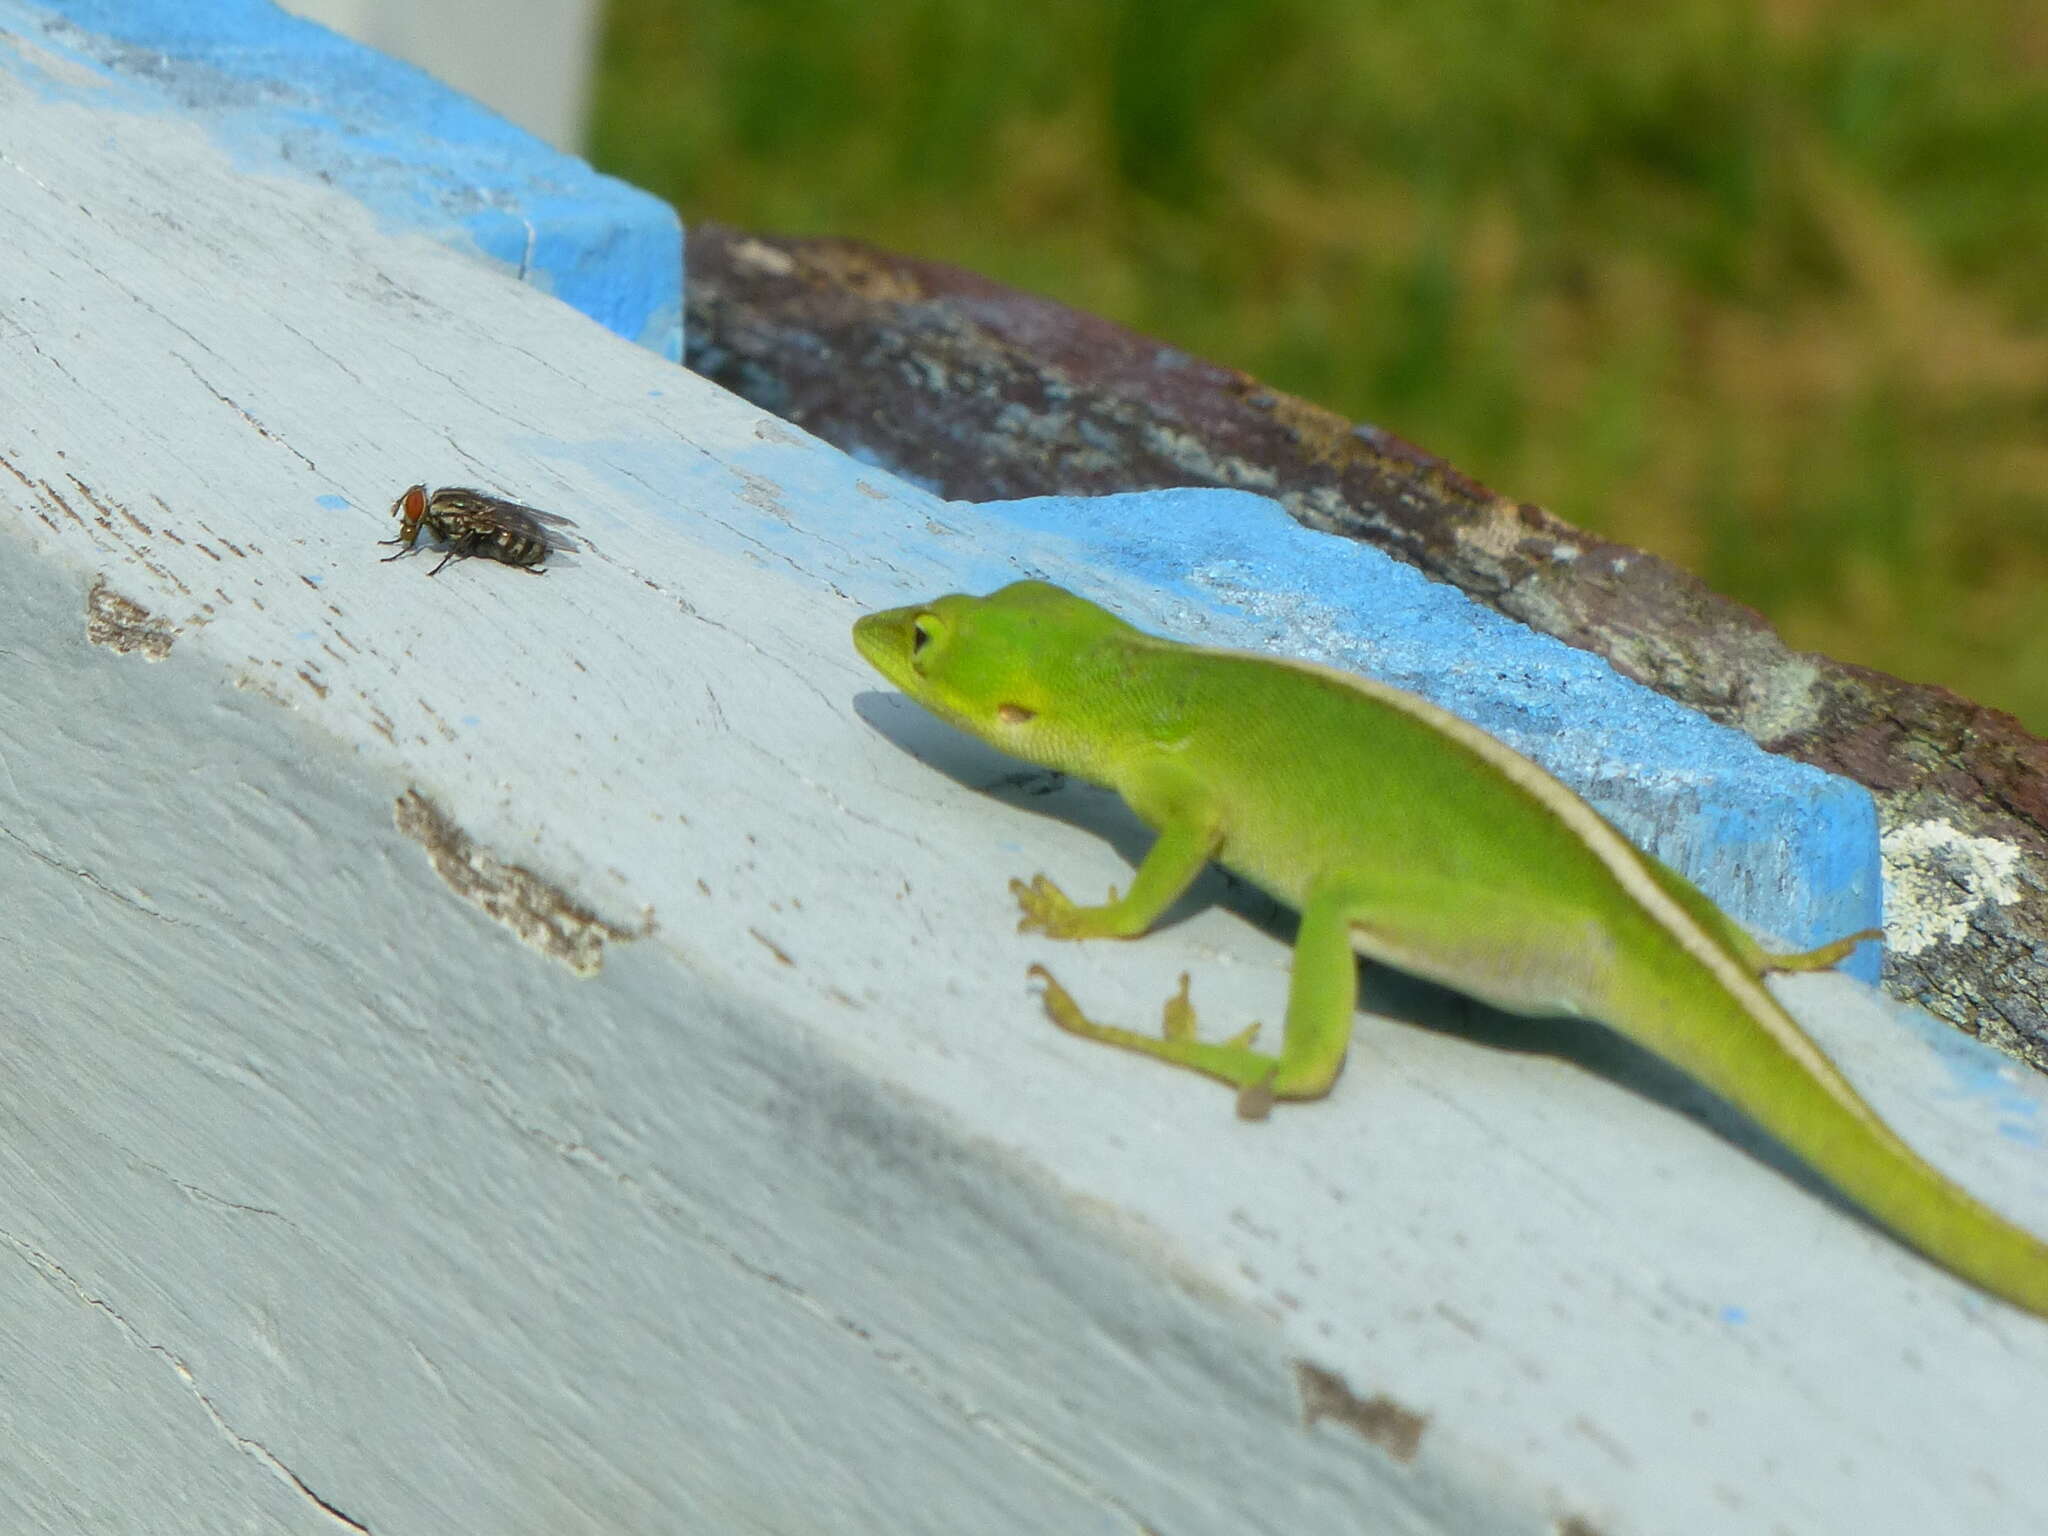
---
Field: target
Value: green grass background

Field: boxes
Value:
[591,0,2048,731]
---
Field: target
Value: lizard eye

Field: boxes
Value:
[911,615,938,655]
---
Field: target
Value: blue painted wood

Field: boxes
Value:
[8,0,682,359]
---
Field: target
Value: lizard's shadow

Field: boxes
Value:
[855,689,1859,1222]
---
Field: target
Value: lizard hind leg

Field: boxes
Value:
[1026,885,1365,1120]
[1028,965,1277,1111]
[1755,927,1884,974]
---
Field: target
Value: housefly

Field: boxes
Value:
[380,484,579,576]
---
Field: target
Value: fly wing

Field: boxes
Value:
[429,488,583,550]
[490,502,582,551]
[508,504,584,553]
[491,499,578,530]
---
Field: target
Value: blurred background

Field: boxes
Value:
[305,0,2048,732]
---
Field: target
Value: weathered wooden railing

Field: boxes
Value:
[4,3,2044,1533]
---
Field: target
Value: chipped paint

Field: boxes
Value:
[1294,1360,1428,1464]
[84,577,174,659]
[393,789,631,976]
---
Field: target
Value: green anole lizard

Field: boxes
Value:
[853,579,2048,1317]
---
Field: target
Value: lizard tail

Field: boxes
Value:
[1625,966,2048,1319]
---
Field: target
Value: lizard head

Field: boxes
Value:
[853,580,1141,773]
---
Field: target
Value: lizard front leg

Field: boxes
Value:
[1011,810,1219,941]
